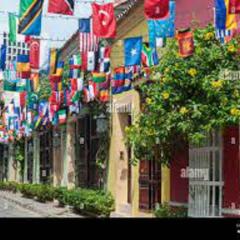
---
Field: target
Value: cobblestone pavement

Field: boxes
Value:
[0,197,41,218]
[0,191,83,218]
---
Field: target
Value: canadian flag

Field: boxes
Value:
[144,0,169,20]
[92,3,116,38]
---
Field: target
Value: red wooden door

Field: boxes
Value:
[139,159,161,211]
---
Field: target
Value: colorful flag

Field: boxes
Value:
[29,38,40,70]
[215,28,232,44]
[18,0,44,36]
[215,0,237,30]
[82,51,95,71]
[17,55,31,78]
[4,80,16,92]
[0,45,7,71]
[229,0,240,14]
[48,0,74,15]
[124,65,141,91]
[49,48,58,75]
[147,1,175,48]
[79,19,100,53]
[58,109,67,124]
[99,89,109,103]
[69,54,81,78]
[92,3,116,38]
[50,61,64,82]
[16,79,32,92]
[141,43,159,67]
[124,37,142,66]
[89,81,98,100]
[144,0,169,20]
[176,29,194,58]
[92,72,106,83]
[8,13,17,43]
[112,67,125,94]
[99,46,111,73]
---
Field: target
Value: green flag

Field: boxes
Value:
[8,13,17,43]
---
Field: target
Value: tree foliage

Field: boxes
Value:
[126,25,240,163]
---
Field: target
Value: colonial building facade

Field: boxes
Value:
[1,0,240,218]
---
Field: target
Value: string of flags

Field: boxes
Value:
[0,0,240,143]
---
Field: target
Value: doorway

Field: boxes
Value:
[139,159,161,211]
[39,130,53,184]
[75,114,100,188]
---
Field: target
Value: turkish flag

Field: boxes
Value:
[144,0,169,20]
[92,3,116,38]
[29,38,40,70]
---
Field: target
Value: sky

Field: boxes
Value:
[0,0,114,67]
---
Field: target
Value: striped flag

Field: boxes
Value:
[79,19,100,53]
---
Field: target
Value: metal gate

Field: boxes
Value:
[188,130,223,217]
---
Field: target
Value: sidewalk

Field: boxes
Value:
[0,191,83,218]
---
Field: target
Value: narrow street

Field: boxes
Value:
[0,196,41,218]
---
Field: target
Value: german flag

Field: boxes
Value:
[18,0,44,36]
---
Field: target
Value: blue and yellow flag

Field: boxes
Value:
[215,0,237,30]
[18,0,44,36]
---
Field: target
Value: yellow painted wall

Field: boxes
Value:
[107,90,141,216]
[108,0,170,216]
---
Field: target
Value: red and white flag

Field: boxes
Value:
[144,0,169,20]
[79,18,100,53]
[29,38,40,70]
[92,3,116,38]
[48,0,74,15]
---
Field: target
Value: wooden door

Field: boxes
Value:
[139,159,161,211]
[75,115,100,188]
[88,116,99,188]
[39,130,53,184]
[75,116,88,187]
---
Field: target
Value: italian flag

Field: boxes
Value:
[58,109,67,124]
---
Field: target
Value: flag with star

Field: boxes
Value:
[124,37,142,66]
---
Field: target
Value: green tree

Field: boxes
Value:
[126,25,240,163]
